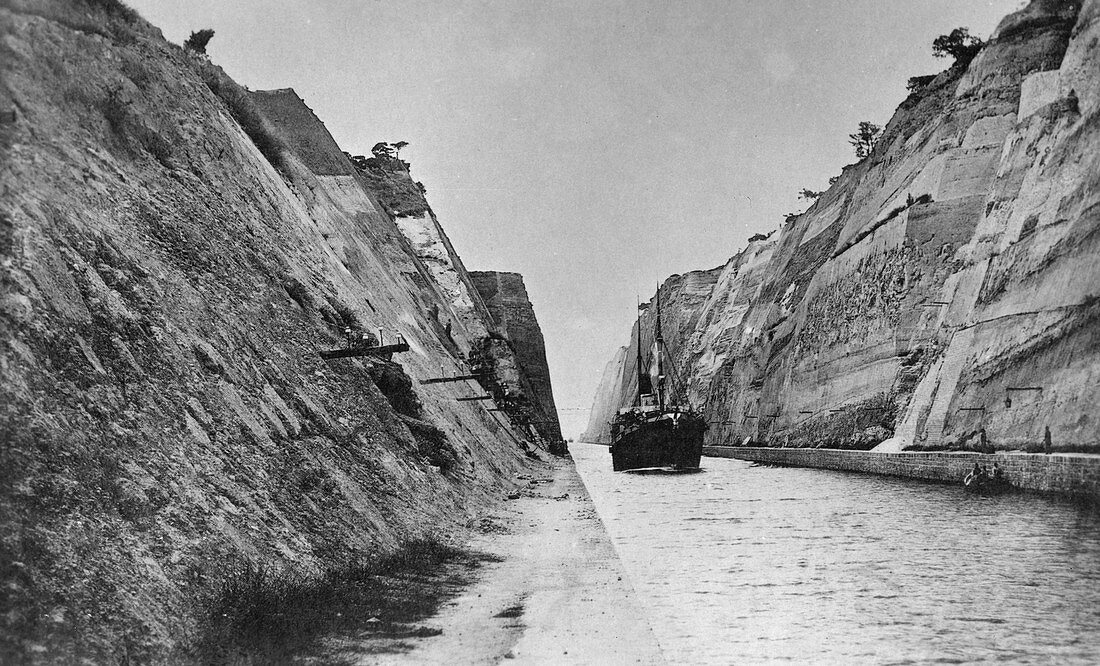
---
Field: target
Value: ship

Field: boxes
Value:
[609,290,706,472]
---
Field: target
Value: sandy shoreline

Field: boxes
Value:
[363,456,664,665]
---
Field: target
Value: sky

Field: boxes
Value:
[129,0,1022,438]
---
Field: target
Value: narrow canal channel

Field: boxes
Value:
[572,443,1100,664]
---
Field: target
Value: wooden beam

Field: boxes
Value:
[319,342,410,360]
[457,395,494,402]
[419,374,484,385]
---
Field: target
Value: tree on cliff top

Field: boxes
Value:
[848,121,882,159]
[184,29,215,54]
[371,142,395,159]
[932,27,984,66]
[371,141,410,161]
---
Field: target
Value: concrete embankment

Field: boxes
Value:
[704,446,1100,500]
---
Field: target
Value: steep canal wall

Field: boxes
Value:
[470,271,564,447]
[705,446,1100,500]
[1,3,560,662]
[586,0,1100,455]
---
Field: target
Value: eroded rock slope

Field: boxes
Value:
[470,271,563,449]
[1,1,556,661]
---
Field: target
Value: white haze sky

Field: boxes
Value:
[129,0,1021,438]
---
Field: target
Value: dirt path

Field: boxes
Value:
[362,456,664,665]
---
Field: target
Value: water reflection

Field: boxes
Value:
[572,443,1100,664]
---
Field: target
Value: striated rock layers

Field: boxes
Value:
[470,271,563,448]
[1,2,558,662]
[586,0,1099,455]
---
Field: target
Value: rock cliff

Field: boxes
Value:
[0,2,558,661]
[585,0,1099,454]
[470,271,563,449]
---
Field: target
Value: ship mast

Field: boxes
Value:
[634,299,652,405]
[655,286,665,410]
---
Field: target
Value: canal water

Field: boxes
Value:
[571,443,1100,664]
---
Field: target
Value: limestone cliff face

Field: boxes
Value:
[469,271,563,447]
[311,129,559,451]
[586,0,1099,454]
[0,3,556,661]
[249,88,498,356]
[582,345,628,443]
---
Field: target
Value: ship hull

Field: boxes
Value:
[610,414,706,472]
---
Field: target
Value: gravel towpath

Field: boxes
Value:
[369,456,664,665]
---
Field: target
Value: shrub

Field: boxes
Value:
[119,55,151,89]
[198,540,481,663]
[848,120,882,159]
[932,27,984,65]
[101,83,129,134]
[906,74,937,93]
[405,417,458,472]
[331,301,360,331]
[884,204,907,221]
[366,361,424,419]
[184,28,215,54]
[350,151,429,217]
[195,63,286,170]
[83,0,138,22]
[132,124,174,167]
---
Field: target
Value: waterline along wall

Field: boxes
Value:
[705,447,1100,500]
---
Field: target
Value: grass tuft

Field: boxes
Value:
[82,0,139,23]
[197,539,494,663]
[193,62,287,171]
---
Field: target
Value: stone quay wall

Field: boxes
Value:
[703,447,1100,500]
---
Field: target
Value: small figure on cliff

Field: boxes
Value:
[1044,426,1053,454]
[978,428,992,454]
